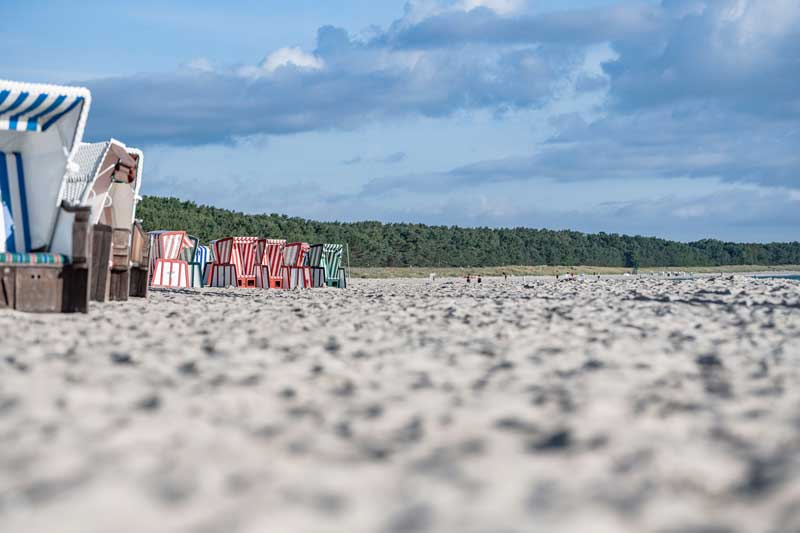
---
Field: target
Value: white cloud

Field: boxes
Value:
[260,47,324,73]
[458,0,525,15]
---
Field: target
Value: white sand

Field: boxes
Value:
[1,276,799,533]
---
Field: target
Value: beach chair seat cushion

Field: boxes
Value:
[0,252,68,265]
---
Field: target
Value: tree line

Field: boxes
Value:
[138,196,800,268]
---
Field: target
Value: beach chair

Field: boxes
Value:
[281,242,311,289]
[0,80,93,313]
[180,235,206,288]
[203,239,217,286]
[254,238,286,289]
[67,140,144,301]
[191,244,210,288]
[206,237,237,287]
[206,236,259,288]
[307,244,326,288]
[149,230,191,288]
[233,237,259,287]
[307,243,346,288]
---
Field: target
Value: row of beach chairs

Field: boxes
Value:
[148,233,347,290]
[0,79,150,313]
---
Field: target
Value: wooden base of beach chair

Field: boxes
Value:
[0,264,90,313]
[0,205,91,314]
[109,269,130,301]
[90,223,112,302]
[129,266,149,298]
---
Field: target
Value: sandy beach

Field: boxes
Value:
[1,276,799,533]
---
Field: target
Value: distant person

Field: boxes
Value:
[466,275,471,283]
[477,276,482,284]
[503,272,507,280]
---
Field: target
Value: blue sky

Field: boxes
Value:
[3,0,798,242]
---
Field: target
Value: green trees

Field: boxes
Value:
[138,196,800,268]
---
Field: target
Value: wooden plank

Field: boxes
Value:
[62,266,89,313]
[129,266,149,298]
[109,270,130,301]
[112,228,131,269]
[91,223,112,302]
[0,266,15,308]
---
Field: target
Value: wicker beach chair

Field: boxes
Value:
[0,80,93,313]
[67,140,144,301]
[149,230,191,288]
[254,238,286,289]
[281,242,311,289]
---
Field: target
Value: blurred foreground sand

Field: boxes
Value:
[1,277,799,533]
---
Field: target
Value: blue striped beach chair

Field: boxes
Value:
[0,80,93,312]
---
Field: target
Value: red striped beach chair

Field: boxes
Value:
[254,238,286,289]
[149,231,191,288]
[206,236,260,288]
[233,237,259,288]
[206,237,237,287]
[281,242,311,289]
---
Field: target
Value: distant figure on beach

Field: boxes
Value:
[466,275,471,283]
[477,276,482,284]
[503,272,507,280]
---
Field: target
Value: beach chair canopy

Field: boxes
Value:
[66,140,142,228]
[284,242,309,267]
[0,80,91,253]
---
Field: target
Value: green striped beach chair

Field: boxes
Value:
[0,80,94,312]
[181,235,206,288]
[308,243,347,288]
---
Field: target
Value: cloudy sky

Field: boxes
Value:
[4,0,798,242]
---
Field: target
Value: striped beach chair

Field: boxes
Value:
[307,243,346,288]
[254,238,286,289]
[206,237,237,287]
[67,140,144,301]
[203,239,217,286]
[192,244,211,288]
[206,236,259,288]
[180,235,207,288]
[281,242,311,289]
[149,230,191,288]
[233,237,259,287]
[0,80,94,313]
